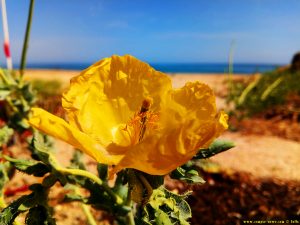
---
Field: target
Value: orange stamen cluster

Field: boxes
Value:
[122,98,159,145]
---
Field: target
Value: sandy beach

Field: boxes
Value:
[24,69,245,97]
[24,69,246,86]
[24,69,246,111]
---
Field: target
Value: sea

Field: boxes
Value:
[21,63,282,74]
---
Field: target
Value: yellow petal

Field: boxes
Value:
[28,108,123,165]
[28,55,228,177]
[62,55,172,146]
[109,82,228,176]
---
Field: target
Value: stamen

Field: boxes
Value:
[139,97,153,141]
[140,97,153,113]
[121,97,158,145]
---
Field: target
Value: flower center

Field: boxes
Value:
[120,97,159,145]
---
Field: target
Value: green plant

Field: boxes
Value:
[227,68,300,118]
[1,131,234,224]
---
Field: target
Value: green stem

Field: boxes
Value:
[81,204,97,225]
[20,0,35,78]
[57,167,123,205]
[58,167,103,185]
[73,187,97,225]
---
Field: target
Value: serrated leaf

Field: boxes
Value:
[1,181,55,224]
[29,133,59,169]
[0,195,29,224]
[194,139,235,159]
[170,166,205,184]
[155,209,172,225]
[3,155,49,177]
[143,187,192,225]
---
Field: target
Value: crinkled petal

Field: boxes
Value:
[161,82,227,150]
[28,108,123,165]
[62,55,172,146]
[109,82,228,176]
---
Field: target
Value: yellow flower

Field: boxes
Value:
[29,55,228,176]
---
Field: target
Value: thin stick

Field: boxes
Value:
[0,0,13,70]
[20,0,35,77]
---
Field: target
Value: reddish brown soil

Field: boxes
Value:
[188,172,300,225]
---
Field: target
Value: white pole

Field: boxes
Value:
[1,0,13,70]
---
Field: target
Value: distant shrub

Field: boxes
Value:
[31,79,62,98]
[227,68,300,118]
[31,79,64,116]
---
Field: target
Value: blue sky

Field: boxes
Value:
[1,0,300,65]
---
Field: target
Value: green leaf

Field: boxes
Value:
[3,155,49,177]
[0,126,14,146]
[0,195,29,225]
[142,187,192,225]
[42,175,57,188]
[97,163,108,181]
[63,193,88,203]
[25,205,56,225]
[16,118,30,129]
[0,69,17,86]
[194,139,235,159]
[0,90,11,100]
[0,163,9,192]
[155,209,172,225]
[194,160,222,174]
[113,171,128,201]
[170,166,205,184]
[0,184,56,225]
[29,133,60,169]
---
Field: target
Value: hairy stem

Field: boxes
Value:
[81,204,97,225]
[73,187,97,225]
